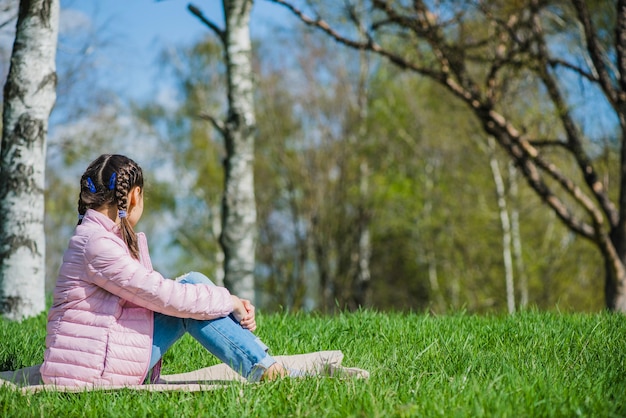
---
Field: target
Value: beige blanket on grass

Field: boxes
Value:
[0,351,368,393]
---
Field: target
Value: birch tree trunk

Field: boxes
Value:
[0,0,59,320]
[509,162,529,308]
[423,161,446,312]
[352,39,372,308]
[488,138,515,314]
[220,0,256,301]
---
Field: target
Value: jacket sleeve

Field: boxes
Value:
[83,232,234,320]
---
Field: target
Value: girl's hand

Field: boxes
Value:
[239,299,256,332]
[230,295,257,332]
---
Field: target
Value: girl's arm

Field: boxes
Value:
[85,234,234,320]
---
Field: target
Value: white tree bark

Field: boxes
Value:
[488,138,515,314]
[352,35,371,308]
[1,0,59,320]
[220,0,256,301]
[509,162,529,308]
[422,161,446,312]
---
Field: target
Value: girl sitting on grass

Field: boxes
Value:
[40,154,287,386]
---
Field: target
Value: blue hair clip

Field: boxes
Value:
[86,177,97,193]
[108,173,117,190]
[118,210,127,218]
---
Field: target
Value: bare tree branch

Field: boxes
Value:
[187,3,226,45]
[0,13,16,31]
[570,0,619,107]
[528,139,569,148]
[197,111,226,135]
[483,109,597,239]
[617,0,626,95]
[548,58,598,82]
[268,0,445,80]
[530,8,619,227]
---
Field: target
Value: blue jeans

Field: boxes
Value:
[149,272,276,382]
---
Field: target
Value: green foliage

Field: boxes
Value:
[1,310,625,417]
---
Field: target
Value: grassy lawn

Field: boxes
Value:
[1,309,625,417]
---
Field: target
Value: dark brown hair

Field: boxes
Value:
[78,154,144,259]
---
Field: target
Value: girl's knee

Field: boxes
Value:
[177,271,215,286]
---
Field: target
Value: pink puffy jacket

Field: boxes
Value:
[40,209,234,387]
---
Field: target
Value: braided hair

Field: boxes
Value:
[78,154,144,259]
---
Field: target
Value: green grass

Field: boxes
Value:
[1,310,625,417]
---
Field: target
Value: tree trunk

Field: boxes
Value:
[312,213,333,311]
[220,0,256,301]
[352,38,372,308]
[509,163,529,308]
[0,0,59,320]
[604,254,626,311]
[488,138,515,314]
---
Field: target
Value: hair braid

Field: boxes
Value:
[115,164,139,259]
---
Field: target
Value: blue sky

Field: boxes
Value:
[60,0,289,100]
